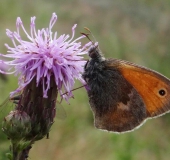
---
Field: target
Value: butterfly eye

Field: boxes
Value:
[158,88,167,97]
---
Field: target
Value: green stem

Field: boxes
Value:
[12,142,21,160]
[11,142,32,160]
[18,146,32,160]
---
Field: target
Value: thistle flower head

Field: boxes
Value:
[1,13,91,101]
[2,110,31,140]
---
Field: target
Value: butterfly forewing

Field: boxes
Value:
[108,59,170,117]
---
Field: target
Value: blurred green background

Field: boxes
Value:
[0,0,170,160]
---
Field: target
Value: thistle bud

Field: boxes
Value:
[2,110,31,141]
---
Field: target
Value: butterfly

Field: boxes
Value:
[82,45,170,133]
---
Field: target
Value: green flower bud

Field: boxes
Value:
[2,110,31,141]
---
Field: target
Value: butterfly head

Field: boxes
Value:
[88,44,105,62]
[81,30,105,61]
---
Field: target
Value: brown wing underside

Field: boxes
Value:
[108,59,170,117]
[93,87,147,132]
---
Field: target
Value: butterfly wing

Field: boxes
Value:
[91,86,147,133]
[107,58,170,118]
[86,59,149,133]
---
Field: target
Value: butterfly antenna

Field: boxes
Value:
[81,27,96,45]
[84,27,97,43]
[81,32,93,43]
[81,27,99,51]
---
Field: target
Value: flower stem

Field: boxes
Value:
[3,75,58,160]
[11,143,32,160]
[12,142,21,160]
[12,145,19,160]
[18,145,32,160]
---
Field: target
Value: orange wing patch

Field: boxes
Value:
[109,59,170,117]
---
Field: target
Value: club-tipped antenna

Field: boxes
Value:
[84,27,97,42]
[81,27,97,45]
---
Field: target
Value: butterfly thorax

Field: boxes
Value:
[83,54,132,116]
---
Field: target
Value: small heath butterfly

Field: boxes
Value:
[83,44,170,133]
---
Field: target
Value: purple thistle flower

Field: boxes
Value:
[1,12,91,101]
[0,13,93,159]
